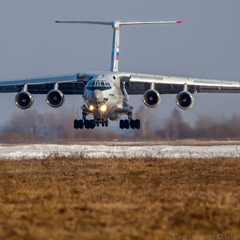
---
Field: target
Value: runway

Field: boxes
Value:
[0,142,240,159]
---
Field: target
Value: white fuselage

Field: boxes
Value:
[82,73,132,121]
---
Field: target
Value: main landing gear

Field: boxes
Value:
[74,111,109,129]
[119,119,140,129]
[74,112,141,130]
[74,118,108,129]
[119,113,140,129]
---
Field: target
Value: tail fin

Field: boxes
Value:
[55,20,183,72]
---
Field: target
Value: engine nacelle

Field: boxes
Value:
[15,91,34,110]
[142,89,161,108]
[46,89,65,108]
[176,91,194,110]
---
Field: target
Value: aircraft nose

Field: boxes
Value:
[91,89,104,101]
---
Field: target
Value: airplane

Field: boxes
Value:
[0,20,239,130]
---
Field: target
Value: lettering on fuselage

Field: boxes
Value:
[109,93,116,98]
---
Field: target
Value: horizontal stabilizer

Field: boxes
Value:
[55,20,183,72]
[55,20,183,27]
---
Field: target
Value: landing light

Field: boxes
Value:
[100,104,107,112]
[89,105,94,111]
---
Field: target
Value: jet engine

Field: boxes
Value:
[176,91,194,110]
[46,89,65,108]
[15,91,34,110]
[142,89,161,108]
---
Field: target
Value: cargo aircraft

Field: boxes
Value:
[0,20,239,130]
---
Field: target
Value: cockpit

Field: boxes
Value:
[86,79,111,91]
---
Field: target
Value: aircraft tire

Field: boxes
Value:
[89,120,95,129]
[84,120,90,129]
[79,119,84,129]
[74,119,79,129]
[124,119,129,129]
[135,119,141,129]
[119,119,124,129]
[105,119,109,127]
[130,119,136,129]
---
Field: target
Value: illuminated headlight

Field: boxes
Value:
[89,105,94,111]
[100,104,107,112]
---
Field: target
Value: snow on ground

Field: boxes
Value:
[0,143,239,160]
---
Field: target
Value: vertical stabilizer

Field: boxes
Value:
[55,20,183,72]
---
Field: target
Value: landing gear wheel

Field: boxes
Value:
[89,120,95,129]
[105,119,108,127]
[74,119,79,129]
[135,119,140,129]
[74,119,84,129]
[101,118,108,127]
[130,119,136,129]
[124,119,129,129]
[120,119,124,129]
[84,120,90,129]
[96,120,100,127]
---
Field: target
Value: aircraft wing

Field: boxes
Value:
[124,73,240,94]
[0,73,90,94]
[0,71,239,95]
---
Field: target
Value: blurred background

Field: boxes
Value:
[0,0,239,141]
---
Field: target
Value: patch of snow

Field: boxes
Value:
[0,144,239,160]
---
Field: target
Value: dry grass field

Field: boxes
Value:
[0,156,240,240]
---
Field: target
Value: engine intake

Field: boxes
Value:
[142,89,161,108]
[176,91,194,110]
[46,89,64,108]
[15,91,34,110]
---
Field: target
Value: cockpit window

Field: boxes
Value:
[86,80,111,90]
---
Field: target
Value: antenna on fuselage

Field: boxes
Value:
[55,20,183,72]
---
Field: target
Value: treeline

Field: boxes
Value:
[0,107,240,143]
[0,109,119,143]
[156,109,240,140]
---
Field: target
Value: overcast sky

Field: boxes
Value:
[0,0,239,128]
